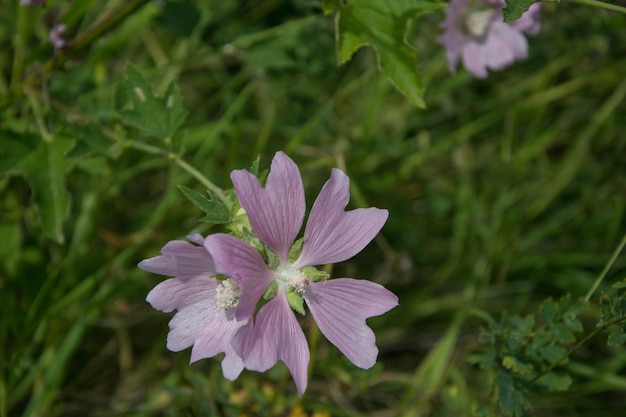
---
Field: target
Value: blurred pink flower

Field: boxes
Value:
[438,0,542,78]
[139,234,248,380]
[20,0,45,5]
[206,152,398,395]
[49,24,67,49]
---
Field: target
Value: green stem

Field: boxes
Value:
[530,316,626,383]
[584,231,626,302]
[565,0,626,14]
[171,155,230,206]
[126,140,229,206]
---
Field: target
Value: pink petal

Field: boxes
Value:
[190,310,248,381]
[303,278,398,369]
[139,239,216,280]
[230,151,305,262]
[510,3,542,35]
[294,169,388,268]
[486,23,528,68]
[462,42,489,79]
[242,292,310,395]
[204,233,275,321]
[146,276,221,351]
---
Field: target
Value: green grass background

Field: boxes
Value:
[1,0,626,416]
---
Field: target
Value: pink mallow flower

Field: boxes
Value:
[438,0,542,78]
[205,152,398,395]
[139,233,248,380]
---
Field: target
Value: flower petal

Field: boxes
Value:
[190,309,248,381]
[303,278,398,369]
[146,276,221,352]
[231,151,305,262]
[139,239,216,280]
[294,169,388,268]
[242,292,310,395]
[205,233,275,321]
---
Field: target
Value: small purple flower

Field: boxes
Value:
[206,152,398,394]
[139,234,248,380]
[49,24,67,49]
[438,0,542,78]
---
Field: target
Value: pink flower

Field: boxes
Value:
[49,24,67,49]
[205,152,398,395]
[438,0,542,78]
[139,234,248,380]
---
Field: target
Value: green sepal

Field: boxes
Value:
[288,238,303,262]
[263,282,278,300]
[300,266,329,282]
[287,290,306,316]
[177,185,231,224]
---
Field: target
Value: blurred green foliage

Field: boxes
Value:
[1,0,626,416]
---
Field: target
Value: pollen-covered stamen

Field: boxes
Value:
[465,9,494,38]
[275,264,310,294]
[215,278,241,310]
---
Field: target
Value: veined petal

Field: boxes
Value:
[205,233,274,321]
[190,310,248,380]
[146,276,221,352]
[242,292,310,395]
[230,151,305,262]
[139,239,216,280]
[303,278,398,369]
[294,169,388,268]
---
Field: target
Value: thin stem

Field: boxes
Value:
[126,140,229,206]
[585,231,626,302]
[171,155,230,206]
[566,0,626,14]
[530,316,626,383]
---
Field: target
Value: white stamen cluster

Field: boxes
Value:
[275,265,309,294]
[465,9,494,38]
[215,279,241,310]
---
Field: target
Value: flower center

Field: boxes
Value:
[465,9,494,38]
[215,278,241,310]
[275,264,309,294]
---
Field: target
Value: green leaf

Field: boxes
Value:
[328,0,442,108]
[286,291,306,316]
[502,355,534,375]
[117,64,188,139]
[177,185,230,224]
[538,345,567,364]
[551,323,576,344]
[607,331,626,347]
[540,298,558,324]
[495,370,531,417]
[502,0,537,23]
[535,372,572,392]
[1,132,72,243]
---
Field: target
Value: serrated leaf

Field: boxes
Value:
[563,315,583,333]
[329,0,442,108]
[1,133,72,243]
[495,371,531,417]
[536,372,572,391]
[177,185,230,224]
[540,298,558,324]
[539,345,567,364]
[65,124,116,159]
[117,64,188,139]
[551,323,576,344]
[607,331,626,347]
[503,0,537,23]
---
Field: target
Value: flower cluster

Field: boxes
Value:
[139,152,398,394]
[438,0,542,78]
